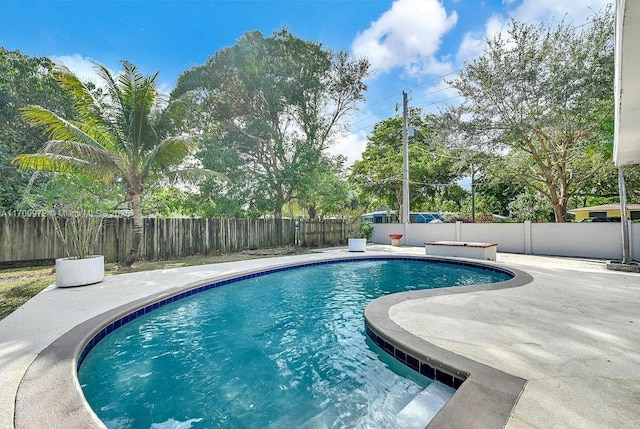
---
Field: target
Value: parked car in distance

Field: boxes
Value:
[579,216,621,222]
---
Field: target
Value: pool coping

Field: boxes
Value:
[14,254,532,429]
[365,261,533,428]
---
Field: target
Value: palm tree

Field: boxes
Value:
[12,61,202,266]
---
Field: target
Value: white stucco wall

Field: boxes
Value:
[371,223,456,246]
[459,223,526,254]
[530,223,624,260]
[370,222,640,261]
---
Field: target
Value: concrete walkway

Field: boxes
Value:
[1,248,639,428]
[388,251,640,428]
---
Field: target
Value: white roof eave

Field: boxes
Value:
[614,0,640,166]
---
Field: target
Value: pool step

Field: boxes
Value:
[267,402,336,429]
[394,381,456,429]
[268,381,454,428]
[298,405,339,428]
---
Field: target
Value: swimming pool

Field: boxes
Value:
[78,257,512,428]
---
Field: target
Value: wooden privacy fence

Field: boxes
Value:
[0,216,360,264]
[297,218,359,247]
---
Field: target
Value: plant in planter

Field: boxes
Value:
[52,209,105,287]
[18,175,111,287]
[348,222,374,252]
[360,222,374,242]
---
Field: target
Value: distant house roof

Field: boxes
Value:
[568,204,640,213]
[362,210,396,216]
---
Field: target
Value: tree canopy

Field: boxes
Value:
[0,48,75,211]
[5,7,629,226]
[446,7,614,221]
[350,111,461,216]
[172,29,369,218]
[12,61,204,265]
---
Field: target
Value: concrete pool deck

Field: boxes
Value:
[1,247,639,428]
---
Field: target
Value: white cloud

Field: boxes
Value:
[454,0,611,67]
[511,0,612,25]
[456,32,484,64]
[485,14,506,40]
[49,54,103,84]
[455,14,505,65]
[328,130,369,166]
[352,0,458,76]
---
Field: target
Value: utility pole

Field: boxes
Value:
[402,91,410,224]
[471,170,476,223]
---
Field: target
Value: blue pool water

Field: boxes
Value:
[78,259,511,429]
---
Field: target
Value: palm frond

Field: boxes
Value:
[94,62,126,112]
[141,136,198,178]
[20,106,105,148]
[120,61,158,114]
[106,61,161,159]
[53,65,105,122]
[45,140,121,169]
[12,153,93,175]
[13,140,127,183]
[76,118,118,151]
[92,63,132,153]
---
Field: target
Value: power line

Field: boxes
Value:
[411,94,461,110]
[348,86,462,134]
[348,93,462,136]
[345,69,462,125]
[409,84,454,101]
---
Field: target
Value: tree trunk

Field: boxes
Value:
[274,188,284,220]
[274,200,284,245]
[121,192,143,267]
[546,179,568,222]
[395,189,403,224]
[552,203,567,223]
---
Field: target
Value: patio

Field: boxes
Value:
[0,247,638,428]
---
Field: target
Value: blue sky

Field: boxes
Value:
[2,0,610,164]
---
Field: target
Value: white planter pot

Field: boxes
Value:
[348,238,367,252]
[56,255,105,288]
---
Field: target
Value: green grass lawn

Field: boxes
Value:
[0,247,307,321]
[0,266,55,320]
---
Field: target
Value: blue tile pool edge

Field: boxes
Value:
[13,253,529,429]
[365,323,467,390]
[362,260,533,428]
[76,255,515,371]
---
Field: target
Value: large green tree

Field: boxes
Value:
[296,156,350,218]
[12,61,203,266]
[172,29,369,218]
[350,112,460,217]
[446,8,614,222]
[575,116,640,205]
[0,48,75,211]
[191,132,264,218]
[472,162,525,217]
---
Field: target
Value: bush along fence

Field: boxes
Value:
[0,216,361,264]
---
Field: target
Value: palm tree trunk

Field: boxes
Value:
[121,192,143,266]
